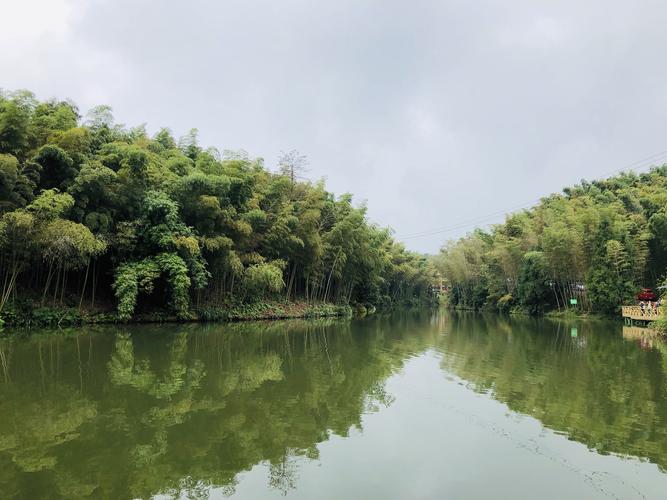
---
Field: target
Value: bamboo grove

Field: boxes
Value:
[433,167,667,314]
[0,90,436,323]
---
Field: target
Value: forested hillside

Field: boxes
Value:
[434,167,667,314]
[0,90,435,325]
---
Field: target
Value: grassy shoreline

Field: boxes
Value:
[0,300,354,331]
[448,305,667,335]
[447,304,630,322]
[449,304,607,319]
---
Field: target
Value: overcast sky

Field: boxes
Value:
[3,0,667,253]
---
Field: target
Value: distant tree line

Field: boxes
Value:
[433,167,667,314]
[0,90,436,322]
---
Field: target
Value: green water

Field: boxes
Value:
[1,311,667,499]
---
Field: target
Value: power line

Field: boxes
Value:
[398,200,539,239]
[599,149,667,176]
[396,149,667,241]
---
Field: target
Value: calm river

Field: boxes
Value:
[1,311,667,499]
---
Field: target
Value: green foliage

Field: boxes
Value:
[0,302,83,327]
[0,90,36,158]
[33,144,77,190]
[0,89,435,324]
[113,259,161,320]
[9,172,37,211]
[0,154,21,211]
[517,251,552,314]
[154,253,191,318]
[194,301,351,322]
[39,219,106,269]
[435,169,667,315]
[112,253,191,320]
[652,278,667,334]
[587,239,634,313]
[27,189,74,220]
[496,293,514,313]
[648,210,667,249]
[242,261,286,300]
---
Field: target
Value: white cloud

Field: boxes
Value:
[0,0,80,42]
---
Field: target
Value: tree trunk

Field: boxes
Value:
[90,259,97,310]
[42,262,54,305]
[79,258,91,310]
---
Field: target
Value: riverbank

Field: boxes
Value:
[445,304,666,331]
[0,301,354,331]
[449,304,608,320]
[543,309,608,321]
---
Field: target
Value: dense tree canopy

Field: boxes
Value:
[434,168,667,314]
[0,90,435,322]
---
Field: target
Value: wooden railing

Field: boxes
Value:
[621,305,663,321]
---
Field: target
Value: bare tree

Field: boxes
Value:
[278,150,309,184]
